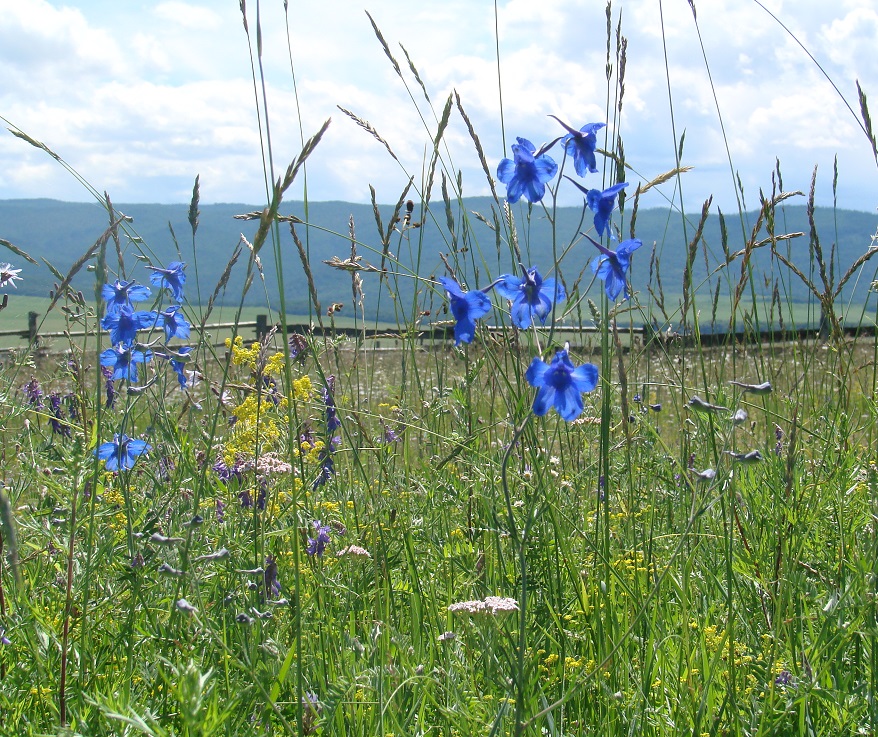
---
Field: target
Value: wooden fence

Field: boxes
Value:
[1,311,875,353]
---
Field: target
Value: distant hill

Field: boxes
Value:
[1,198,876,327]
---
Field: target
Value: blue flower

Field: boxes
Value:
[526,345,598,421]
[100,345,152,382]
[568,179,628,239]
[306,520,331,556]
[551,117,606,176]
[95,433,151,471]
[586,234,642,301]
[496,137,558,204]
[101,304,157,346]
[158,305,191,342]
[102,279,151,314]
[147,261,186,302]
[169,346,192,389]
[438,277,492,345]
[495,266,565,329]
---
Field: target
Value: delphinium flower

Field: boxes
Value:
[95,433,151,471]
[169,347,192,389]
[550,117,606,176]
[497,137,558,204]
[584,233,643,301]
[101,304,158,346]
[100,344,152,382]
[306,520,332,556]
[568,179,628,239]
[48,392,71,437]
[102,279,151,314]
[147,261,186,302]
[496,266,566,329]
[0,263,23,289]
[526,344,599,421]
[23,377,43,409]
[438,277,492,345]
[157,305,191,342]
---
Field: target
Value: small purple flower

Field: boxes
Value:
[100,345,152,382]
[438,277,492,345]
[0,627,9,645]
[48,392,70,437]
[551,117,606,177]
[66,392,79,423]
[496,137,558,204]
[586,234,642,301]
[306,520,332,556]
[213,456,244,486]
[322,376,340,432]
[215,497,226,523]
[525,345,599,422]
[102,366,117,408]
[95,433,151,471]
[101,304,158,346]
[312,452,334,490]
[158,304,191,342]
[102,279,152,314]
[495,266,565,329]
[23,377,43,409]
[147,261,186,302]
[264,555,281,597]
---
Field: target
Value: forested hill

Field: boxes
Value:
[1,198,876,325]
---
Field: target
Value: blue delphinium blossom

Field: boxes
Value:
[101,304,158,346]
[550,117,606,176]
[158,304,191,342]
[169,346,192,389]
[306,520,332,556]
[102,279,152,314]
[568,179,628,239]
[147,261,186,302]
[585,233,642,301]
[495,266,566,329]
[496,137,558,204]
[95,433,151,471]
[587,182,628,238]
[525,344,598,421]
[100,344,152,382]
[438,277,492,345]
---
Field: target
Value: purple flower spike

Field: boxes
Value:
[438,277,492,345]
[306,521,332,556]
[526,345,598,422]
[497,137,558,204]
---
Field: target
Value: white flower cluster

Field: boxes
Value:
[448,596,519,616]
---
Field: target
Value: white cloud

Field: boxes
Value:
[0,0,875,212]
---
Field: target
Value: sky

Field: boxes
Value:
[0,0,876,213]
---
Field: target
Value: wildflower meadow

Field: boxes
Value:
[1,2,878,736]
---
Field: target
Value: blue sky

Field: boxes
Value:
[0,0,876,212]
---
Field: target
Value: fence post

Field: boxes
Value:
[256,314,268,341]
[28,312,38,344]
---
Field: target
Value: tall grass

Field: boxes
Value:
[0,2,877,736]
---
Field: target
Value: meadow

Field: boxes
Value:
[1,3,878,737]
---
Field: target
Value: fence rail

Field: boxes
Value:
[3,311,875,352]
